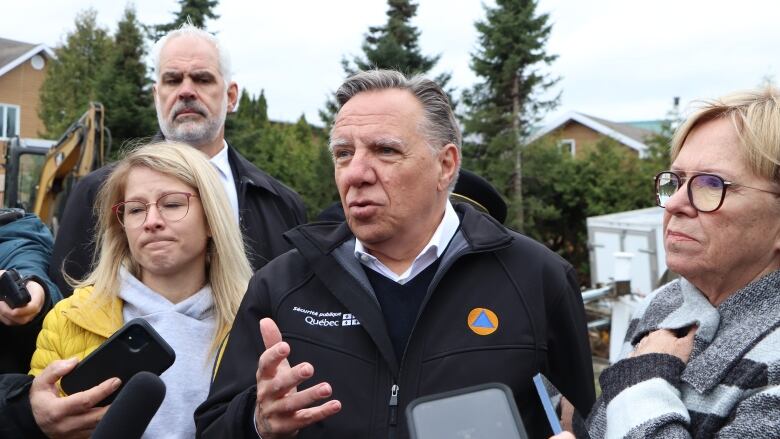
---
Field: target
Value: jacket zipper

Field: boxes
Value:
[388,383,399,426]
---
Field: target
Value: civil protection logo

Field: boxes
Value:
[467,308,499,335]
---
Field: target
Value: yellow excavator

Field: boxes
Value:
[3,102,108,231]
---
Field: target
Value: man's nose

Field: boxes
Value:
[339,150,377,187]
[177,78,197,100]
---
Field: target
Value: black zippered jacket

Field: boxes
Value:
[49,145,306,295]
[195,204,595,438]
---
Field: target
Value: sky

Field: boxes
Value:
[4,0,779,128]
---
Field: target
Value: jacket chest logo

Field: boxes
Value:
[293,306,361,328]
[467,308,499,335]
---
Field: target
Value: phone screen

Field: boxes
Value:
[408,385,527,439]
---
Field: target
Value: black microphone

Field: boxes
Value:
[92,371,166,439]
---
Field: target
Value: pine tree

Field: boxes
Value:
[320,0,451,126]
[228,92,337,217]
[96,6,156,155]
[352,0,438,75]
[461,0,559,231]
[38,9,113,138]
[151,0,219,38]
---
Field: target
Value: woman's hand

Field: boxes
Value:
[30,358,121,439]
[630,326,697,363]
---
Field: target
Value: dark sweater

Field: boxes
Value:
[362,258,441,360]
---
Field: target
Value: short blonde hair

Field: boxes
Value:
[671,86,780,182]
[77,141,252,354]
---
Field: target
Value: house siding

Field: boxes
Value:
[543,121,639,157]
[0,56,48,138]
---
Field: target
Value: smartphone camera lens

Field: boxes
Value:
[123,325,150,352]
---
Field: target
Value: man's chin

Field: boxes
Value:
[168,126,213,146]
[348,221,391,245]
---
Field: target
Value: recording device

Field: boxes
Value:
[92,371,166,439]
[406,382,528,439]
[60,318,175,406]
[0,208,24,226]
[0,268,32,309]
[533,373,588,437]
[533,373,563,434]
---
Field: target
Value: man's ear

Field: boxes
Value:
[437,143,460,192]
[227,82,239,112]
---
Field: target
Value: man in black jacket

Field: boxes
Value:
[49,24,306,295]
[195,70,595,439]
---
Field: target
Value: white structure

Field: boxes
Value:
[587,207,666,297]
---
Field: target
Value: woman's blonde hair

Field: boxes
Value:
[671,86,780,183]
[76,141,252,354]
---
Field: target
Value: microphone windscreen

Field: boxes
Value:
[92,371,166,439]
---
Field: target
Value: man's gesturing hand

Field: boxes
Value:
[254,318,341,438]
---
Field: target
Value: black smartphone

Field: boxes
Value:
[59,318,175,406]
[406,383,528,439]
[0,269,32,309]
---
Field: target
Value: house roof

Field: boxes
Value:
[0,37,55,78]
[528,111,655,154]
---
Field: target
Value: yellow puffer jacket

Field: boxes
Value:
[29,286,123,377]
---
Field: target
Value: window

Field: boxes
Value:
[1,103,20,139]
[559,138,576,156]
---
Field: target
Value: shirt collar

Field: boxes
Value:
[209,140,231,180]
[354,200,460,265]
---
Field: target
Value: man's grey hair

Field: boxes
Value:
[334,69,461,190]
[151,23,233,87]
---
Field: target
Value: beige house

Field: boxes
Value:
[0,37,55,203]
[528,111,655,158]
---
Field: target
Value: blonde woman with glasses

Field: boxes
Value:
[24,141,252,439]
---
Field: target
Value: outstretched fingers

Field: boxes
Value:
[254,318,341,437]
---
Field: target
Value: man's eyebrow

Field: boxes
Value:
[374,137,403,148]
[329,138,352,150]
[161,71,183,80]
[190,71,217,80]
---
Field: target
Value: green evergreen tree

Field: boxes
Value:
[38,9,113,138]
[228,92,337,218]
[96,6,156,156]
[461,0,559,231]
[151,0,219,39]
[353,0,438,75]
[320,0,451,126]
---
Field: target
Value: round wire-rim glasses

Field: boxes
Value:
[112,192,199,228]
[655,171,780,213]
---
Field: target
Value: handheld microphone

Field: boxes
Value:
[92,371,166,439]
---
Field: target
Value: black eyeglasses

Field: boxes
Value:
[655,171,780,213]
[112,192,199,228]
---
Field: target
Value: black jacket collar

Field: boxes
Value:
[152,130,282,197]
[225,143,280,196]
[286,202,513,258]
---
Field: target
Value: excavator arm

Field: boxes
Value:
[33,102,105,226]
[3,102,106,230]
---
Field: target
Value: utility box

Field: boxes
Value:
[587,207,666,297]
